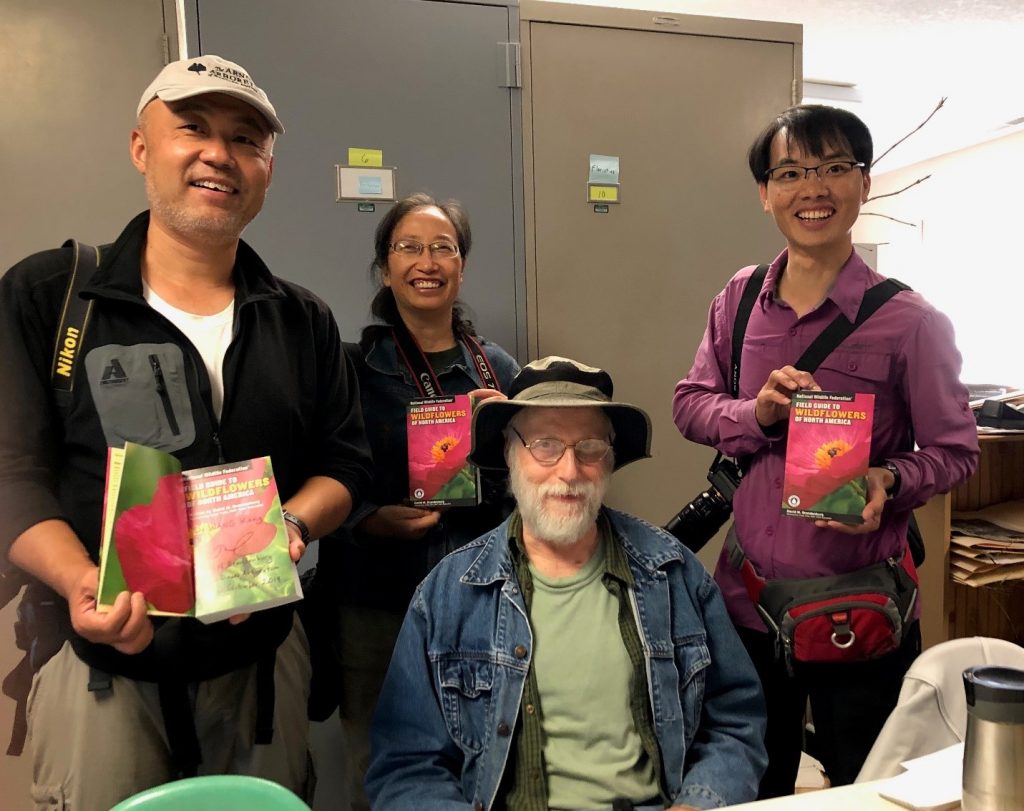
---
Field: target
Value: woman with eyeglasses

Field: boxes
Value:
[326,192,519,811]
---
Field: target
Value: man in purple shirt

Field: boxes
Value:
[672,105,979,796]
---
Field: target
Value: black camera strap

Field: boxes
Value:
[708,263,771,471]
[730,264,771,397]
[390,319,501,398]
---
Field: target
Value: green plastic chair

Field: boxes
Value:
[109,775,310,810]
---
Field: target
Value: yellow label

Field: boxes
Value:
[348,147,383,167]
[589,184,619,202]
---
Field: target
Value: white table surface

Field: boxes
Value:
[722,780,926,810]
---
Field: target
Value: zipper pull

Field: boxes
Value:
[211,432,225,464]
[149,355,166,393]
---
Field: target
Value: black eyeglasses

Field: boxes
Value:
[765,160,865,184]
[511,427,612,466]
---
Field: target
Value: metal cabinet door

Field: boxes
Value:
[191,0,524,354]
[522,10,797,534]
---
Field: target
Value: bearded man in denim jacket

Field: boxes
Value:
[367,357,767,811]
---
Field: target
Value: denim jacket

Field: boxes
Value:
[332,330,519,611]
[367,509,767,810]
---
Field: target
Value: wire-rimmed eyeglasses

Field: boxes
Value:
[765,160,865,184]
[389,239,460,259]
[511,427,612,466]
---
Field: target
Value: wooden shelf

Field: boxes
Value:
[917,435,1024,649]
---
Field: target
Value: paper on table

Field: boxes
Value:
[877,743,963,811]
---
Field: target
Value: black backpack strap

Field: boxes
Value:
[158,680,202,777]
[795,278,909,373]
[51,239,100,400]
[730,264,770,398]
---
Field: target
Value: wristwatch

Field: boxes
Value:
[282,510,311,544]
[879,461,901,499]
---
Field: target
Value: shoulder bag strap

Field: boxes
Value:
[793,277,924,565]
[730,264,771,398]
[794,278,909,374]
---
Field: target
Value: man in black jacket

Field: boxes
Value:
[0,55,371,808]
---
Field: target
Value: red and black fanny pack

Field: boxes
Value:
[726,529,919,672]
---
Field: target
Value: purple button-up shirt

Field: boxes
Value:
[672,249,979,631]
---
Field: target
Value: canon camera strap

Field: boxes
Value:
[390,319,501,398]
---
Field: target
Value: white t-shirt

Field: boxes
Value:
[143,283,234,419]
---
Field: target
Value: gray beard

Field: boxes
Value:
[508,457,608,547]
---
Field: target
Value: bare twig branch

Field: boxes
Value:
[867,174,933,203]
[872,97,947,169]
[860,212,918,227]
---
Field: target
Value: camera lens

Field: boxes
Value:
[664,487,732,553]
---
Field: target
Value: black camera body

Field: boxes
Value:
[664,456,743,553]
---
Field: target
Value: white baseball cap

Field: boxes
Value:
[137,54,284,134]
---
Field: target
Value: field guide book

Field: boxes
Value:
[407,394,479,508]
[97,442,302,623]
[781,390,876,524]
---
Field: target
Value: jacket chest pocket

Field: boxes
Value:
[84,343,196,452]
[437,656,495,755]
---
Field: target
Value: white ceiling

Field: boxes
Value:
[552,0,1024,172]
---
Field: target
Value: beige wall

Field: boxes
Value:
[0,0,172,272]
[0,0,172,798]
[852,130,1024,388]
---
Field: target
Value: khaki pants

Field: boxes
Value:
[26,618,312,811]
[337,604,405,811]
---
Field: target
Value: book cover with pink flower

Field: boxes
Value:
[407,394,479,507]
[97,443,302,624]
[781,391,876,524]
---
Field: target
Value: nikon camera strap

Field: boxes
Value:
[4,239,101,758]
[51,239,101,402]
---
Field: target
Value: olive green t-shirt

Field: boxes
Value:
[528,532,661,810]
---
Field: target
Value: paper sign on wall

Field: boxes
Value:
[588,154,619,184]
[348,147,384,167]
[336,166,396,201]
